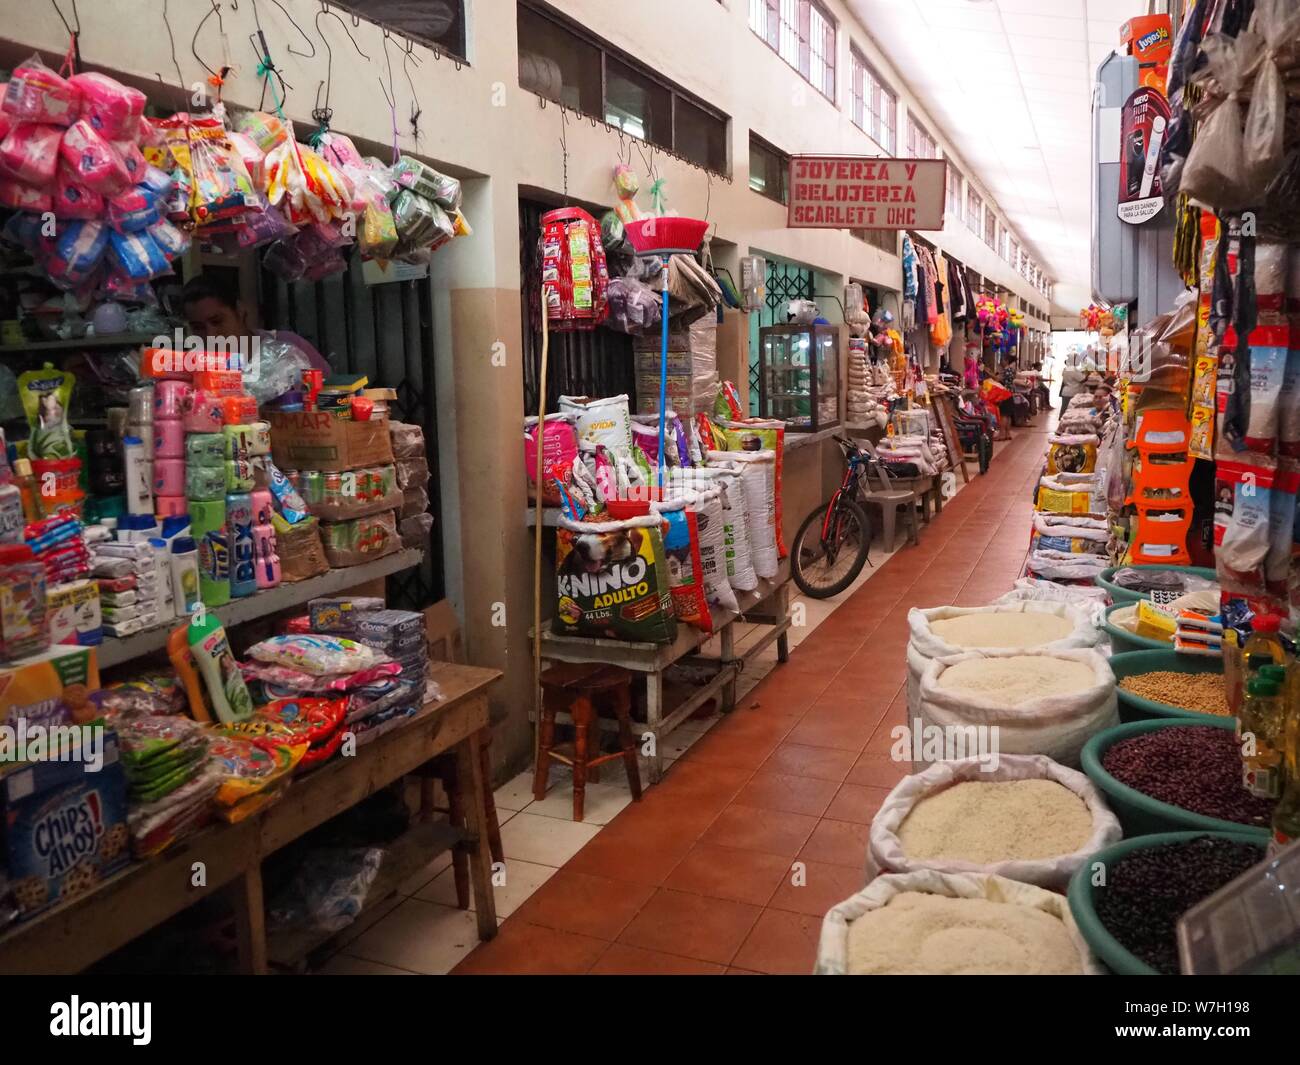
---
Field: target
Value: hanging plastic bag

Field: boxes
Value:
[1243,0,1300,202]
[1181,31,1260,211]
[0,177,52,213]
[3,56,80,125]
[2,122,63,185]
[67,72,144,140]
[53,172,104,219]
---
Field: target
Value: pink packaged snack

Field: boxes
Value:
[1,123,63,184]
[60,119,130,193]
[0,178,53,213]
[241,660,401,693]
[3,58,80,125]
[227,131,266,189]
[524,414,579,506]
[68,73,145,140]
[0,96,11,142]
[53,172,105,219]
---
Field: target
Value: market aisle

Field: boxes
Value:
[446,418,1053,975]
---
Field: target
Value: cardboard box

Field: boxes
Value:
[1120,14,1171,91]
[269,412,395,471]
[0,646,101,731]
[3,732,129,917]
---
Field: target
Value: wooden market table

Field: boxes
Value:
[532,566,792,783]
[0,662,501,975]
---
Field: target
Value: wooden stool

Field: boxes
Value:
[535,663,643,822]
[420,739,505,911]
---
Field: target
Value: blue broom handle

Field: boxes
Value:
[658,253,669,493]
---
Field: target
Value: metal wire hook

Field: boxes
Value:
[266,0,316,58]
[313,4,368,115]
[191,0,224,81]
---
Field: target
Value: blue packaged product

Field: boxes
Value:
[107,228,169,280]
[266,459,311,524]
[3,731,129,917]
[226,493,256,598]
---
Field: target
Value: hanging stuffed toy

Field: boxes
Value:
[613,164,643,224]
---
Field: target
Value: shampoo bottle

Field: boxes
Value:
[186,614,253,724]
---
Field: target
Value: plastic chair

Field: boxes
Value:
[857,441,921,552]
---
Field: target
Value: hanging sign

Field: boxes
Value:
[787,157,947,231]
[1117,87,1171,225]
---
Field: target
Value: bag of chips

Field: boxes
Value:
[524,414,578,506]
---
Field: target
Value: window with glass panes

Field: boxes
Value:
[984,209,997,248]
[853,228,897,254]
[906,117,937,159]
[849,46,895,152]
[946,167,962,222]
[749,134,790,205]
[750,0,837,102]
[518,3,729,175]
[966,187,982,233]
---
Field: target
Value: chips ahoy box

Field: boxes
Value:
[2,730,128,918]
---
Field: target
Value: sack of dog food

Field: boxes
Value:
[524,413,578,506]
[554,514,677,644]
[710,450,778,580]
[656,497,713,633]
[1046,433,1098,476]
[559,394,633,456]
[682,487,738,614]
[717,419,787,557]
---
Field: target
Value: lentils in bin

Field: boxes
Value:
[1101,726,1276,826]
[1094,836,1262,974]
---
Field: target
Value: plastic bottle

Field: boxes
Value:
[170,535,201,617]
[226,492,257,598]
[147,537,174,619]
[12,458,41,521]
[1241,676,1284,800]
[123,435,153,516]
[186,614,254,724]
[1244,615,1287,673]
[188,499,230,606]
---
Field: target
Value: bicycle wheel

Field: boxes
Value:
[791,497,872,599]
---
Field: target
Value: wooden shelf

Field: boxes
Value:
[95,548,425,669]
[0,333,159,355]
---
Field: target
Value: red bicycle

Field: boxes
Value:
[790,436,874,599]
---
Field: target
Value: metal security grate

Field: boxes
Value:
[259,250,445,609]
[750,259,813,413]
[519,197,634,414]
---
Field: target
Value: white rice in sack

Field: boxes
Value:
[710,449,778,580]
[914,648,1118,769]
[866,754,1121,891]
[905,601,1102,718]
[559,394,634,455]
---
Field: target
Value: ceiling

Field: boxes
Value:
[848,0,1137,311]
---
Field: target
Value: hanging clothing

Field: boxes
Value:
[921,247,939,326]
[901,235,918,300]
[947,257,967,320]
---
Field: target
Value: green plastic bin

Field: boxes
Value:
[1081,718,1270,841]
[1067,830,1267,975]
[1094,564,1218,605]
[1102,603,1171,655]
[1109,649,1227,722]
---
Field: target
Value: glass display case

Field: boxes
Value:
[757,324,840,432]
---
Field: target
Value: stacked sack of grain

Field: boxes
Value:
[915,647,1118,768]
[905,601,1103,716]
[866,754,1120,890]
[816,870,1103,975]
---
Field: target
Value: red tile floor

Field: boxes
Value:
[455,418,1050,974]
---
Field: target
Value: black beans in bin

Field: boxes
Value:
[1101,725,1276,826]
[1094,837,1263,974]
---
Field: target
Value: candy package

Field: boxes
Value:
[243,660,401,694]
[226,131,266,188]
[247,633,390,676]
[264,137,353,225]
[68,72,144,140]
[318,131,365,171]
[390,156,462,211]
[53,172,104,219]
[1,123,63,185]
[146,218,190,259]
[159,114,256,227]
[3,57,79,125]
[232,110,290,153]
[391,189,454,253]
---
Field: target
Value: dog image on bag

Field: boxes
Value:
[554,515,677,644]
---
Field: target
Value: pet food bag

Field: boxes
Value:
[709,449,778,580]
[866,754,1121,891]
[554,514,676,644]
[682,487,738,614]
[1046,433,1099,476]
[656,497,713,633]
[667,466,757,594]
[559,394,634,456]
[915,648,1119,770]
[524,414,578,506]
[717,419,787,557]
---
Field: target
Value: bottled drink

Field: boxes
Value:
[1244,614,1286,673]
[1241,675,1284,800]
[1270,669,1300,855]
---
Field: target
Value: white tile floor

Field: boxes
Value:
[316,475,972,973]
